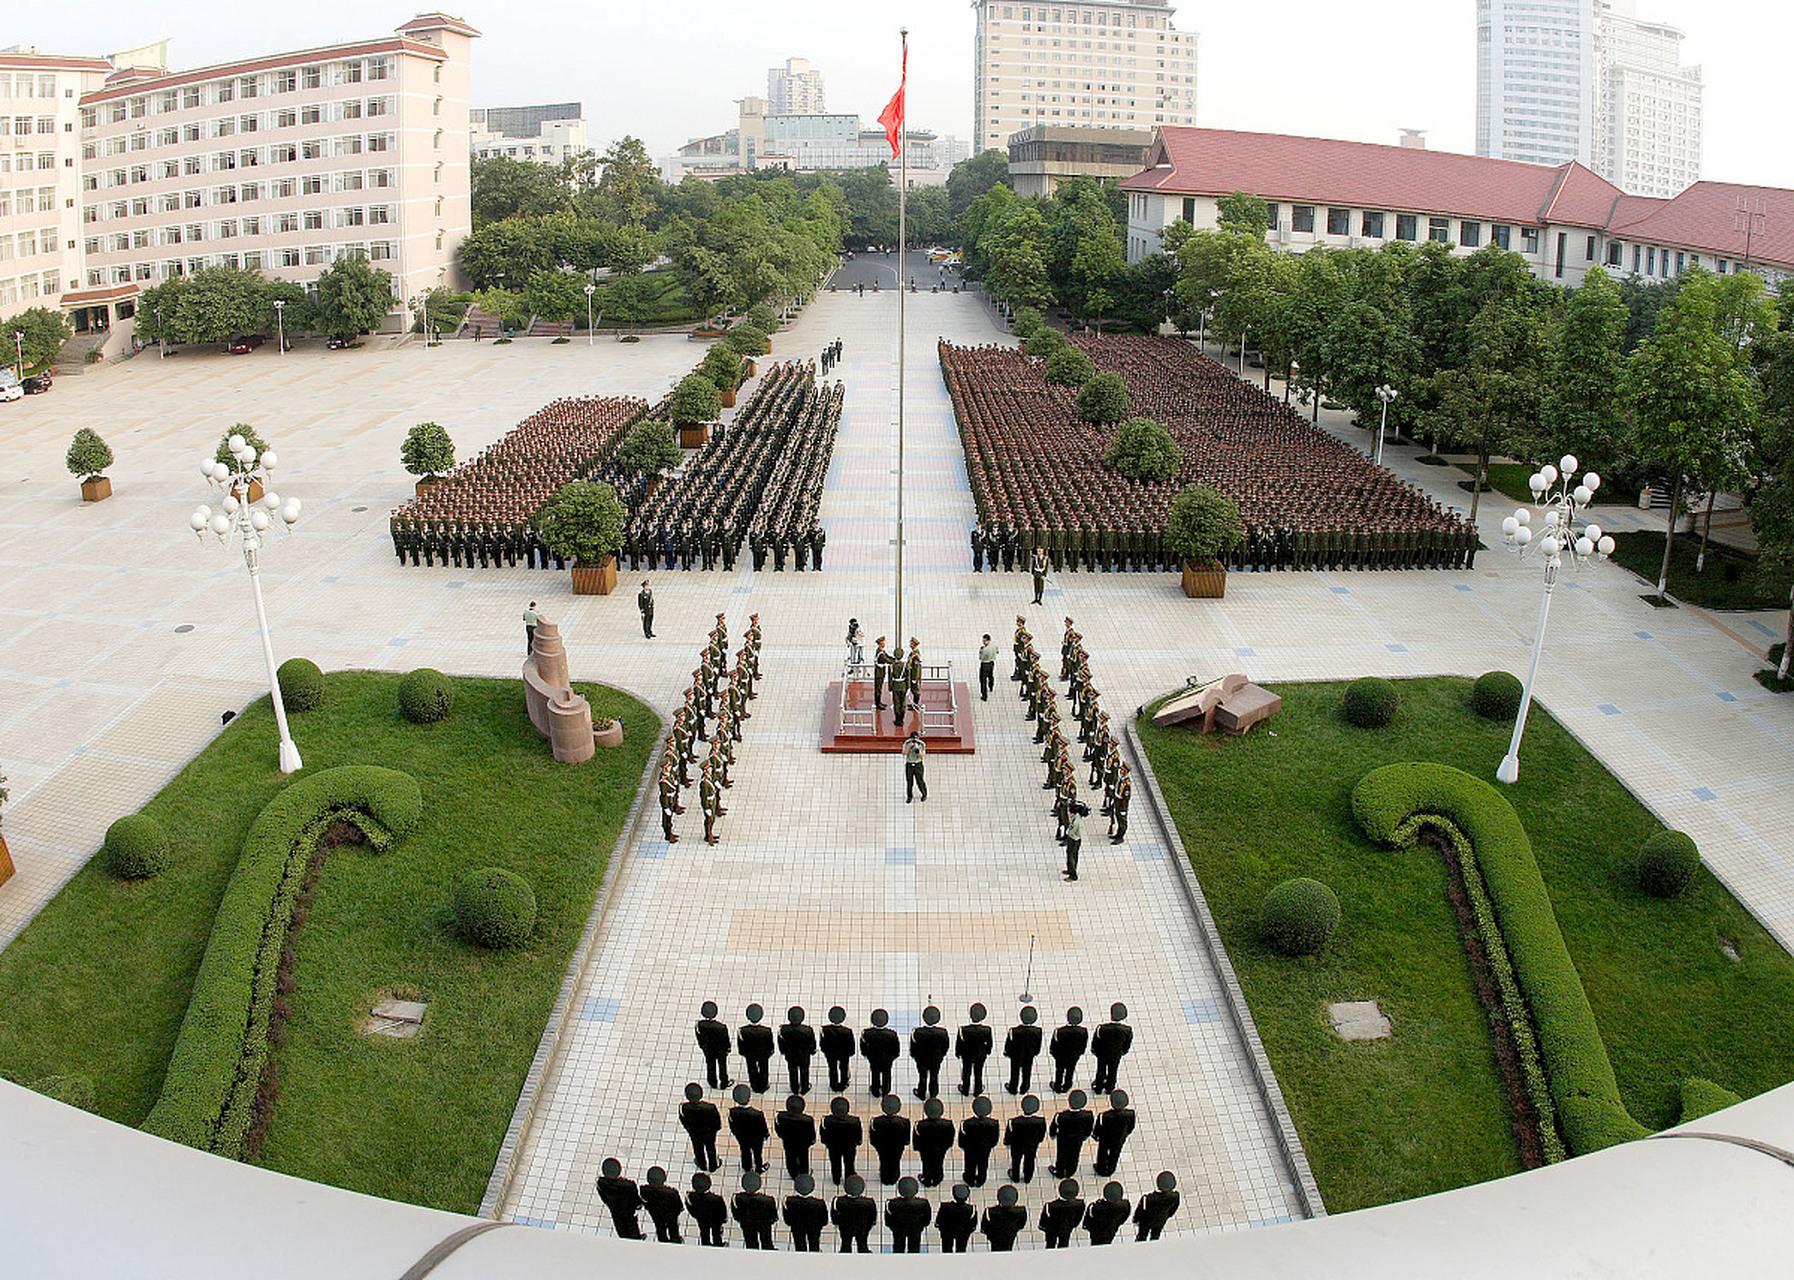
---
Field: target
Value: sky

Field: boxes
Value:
[12,0,1792,187]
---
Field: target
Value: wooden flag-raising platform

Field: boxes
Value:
[821,663,976,754]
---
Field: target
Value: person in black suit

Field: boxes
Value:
[912,1096,954,1188]
[1005,1093,1047,1183]
[860,1008,901,1097]
[1092,1089,1137,1177]
[738,1005,774,1093]
[779,1006,817,1096]
[884,1176,930,1253]
[956,1002,994,1096]
[687,1172,728,1247]
[1048,1090,1095,1179]
[727,1083,769,1174]
[1039,1178,1084,1248]
[1083,1181,1130,1245]
[732,1171,777,1249]
[910,1005,948,1100]
[679,1081,722,1171]
[1090,1002,1133,1095]
[831,1173,876,1253]
[869,1093,911,1185]
[774,1093,816,1179]
[1005,1005,1043,1095]
[641,1166,683,1243]
[783,1173,828,1251]
[595,1158,644,1239]
[981,1184,1027,1251]
[821,1006,855,1093]
[1049,1006,1087,1092]
[820,1095,863,1186]
[935,1183,976,1253]
[1133,1171,1182,1241]
[695,1001,732,1088]
[958,1094,1000,1187]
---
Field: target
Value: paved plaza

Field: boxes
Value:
[2,283,1792,1248]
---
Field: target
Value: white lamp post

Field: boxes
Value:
[1494,455,1616,784]
[189,434,306,774]
[12,329,22,382]
[584,281,596,347]
[272,299,286,355]
[1375,384,1399,466]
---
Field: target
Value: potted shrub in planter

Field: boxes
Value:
[1165,483,1245,598]
[746,302,780,334]
[726,323,770,361]
[216,423,270,503]
[400,421,456,497]
[614,419,683,501]
[66,428,115,502]
[537,479,626,595]
[700,344,744,410]
[0,765,12,889]
[594,715,625,749]
[670,374,722,449]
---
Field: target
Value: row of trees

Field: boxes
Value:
[133,258,396,346]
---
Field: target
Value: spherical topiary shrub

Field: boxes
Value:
[1471,670,1524,721]
[104,813,170,880]
[1260,877,1342,956]
[1343,676,1399,728]
[398,668,455,724]
[276,657,324,712]
[1637,830,1700,898]
[454,867,538,949]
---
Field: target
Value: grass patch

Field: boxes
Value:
[596,270,704,328]
[1138,678,1794,1212]
[1606,531,1784,611]
[1471,462,1637,507]
[0,672,656,1213]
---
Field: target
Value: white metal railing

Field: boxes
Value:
[836,660,957,735]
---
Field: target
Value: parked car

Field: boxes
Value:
[324,335,350,349]
[224,334,266,354]
[21,373,52,394]
[0,383,22,403]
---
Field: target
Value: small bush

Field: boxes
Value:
[615,419,683,477]
[1343,677,1399,728]
[1044,345,1096,388]
[725,323,770,357]
[104,813,171,880]
[277,658,325,712]
[1471,671,1523,721]
[455,867,538,949]
[1259,878,1341,956]
[400,422,455,478]
[1011,306,1043,340]
[745,303,779,333]
[1637,829,1699,898]
[398,668,456,724]
[1103,417,1181,482]
[1164,484,1245,566]
[214,423,270,467]
[66,428,115,481]
[30,1074,96,1111]
[1024,329,1066,359]
[1076,371,1131,426]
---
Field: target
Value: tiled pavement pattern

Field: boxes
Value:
[0,287,1790,1246]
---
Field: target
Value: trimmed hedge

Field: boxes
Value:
[454,867,537,949]
[142,766,421,1158]
[277,658,325,712]
[1676,1077,1742,1124]
[104,813,171,880]
[398,668,456,724]
[1353,762,1649,1154]
[1342,677,1398,729]
[1471,671,1523,721]
[1259,878,1341,956]
[1637,830,1699,898]
[30,1073,96,1111]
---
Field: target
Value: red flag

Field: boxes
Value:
[878,44,907,159]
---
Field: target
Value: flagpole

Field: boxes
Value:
[894,27,909,655]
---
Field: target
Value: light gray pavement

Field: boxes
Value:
[0,288,1791,1245]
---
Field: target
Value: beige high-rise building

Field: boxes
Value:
[1593,0,1701,199]
[767,58,825,117]
[970,0,1196,156]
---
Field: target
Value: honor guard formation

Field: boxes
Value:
[596,1000,1179,1250]
[659,614,763,846]
[942,335,1479,574]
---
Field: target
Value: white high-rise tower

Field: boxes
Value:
[767,58,825,117]
[1593,0,1701,198]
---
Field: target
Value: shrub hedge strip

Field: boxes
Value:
[1352,762,1649,1155]
[142,766,421,1157]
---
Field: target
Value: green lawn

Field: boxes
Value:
[1606,530,1786,611]
[1466,463,1635,507]
[0,672,656,1213]
[1139,678,1794,1212]
[595,270,703,329]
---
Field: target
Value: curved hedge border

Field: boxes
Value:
[1352,762,1649,1155]
[142,766,421,1157]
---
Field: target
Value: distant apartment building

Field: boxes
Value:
[766,58,825,116]
[970,0,1196,157]
[471,102,588,166]
[1593,1,1701,199]
[672,96,939,178]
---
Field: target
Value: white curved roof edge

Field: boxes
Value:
[5,1075,1794,1279]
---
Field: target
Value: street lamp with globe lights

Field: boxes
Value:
[1494,455,1616,785]
[584,281,596,347]
[1375,384,1399,466]
[188,433,306,774]
[272,298,286,355]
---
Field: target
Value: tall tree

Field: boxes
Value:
[314,256,396,338]
[173,265,262,343]
[1543,265,1628,473]
[986,204,1054,312]
[1432,294,1552,521]
[1752,316,1794,676]
[591,136,659,230]
[1214,191,1270,236]
[6,305,72,371]
[946,149,1012,230]
[469,156,570,228]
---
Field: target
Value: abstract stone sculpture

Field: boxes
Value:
[522,619,595,762]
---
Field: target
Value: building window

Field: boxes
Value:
[303,66,322,90]
[303,210,323,229]
[1265,203,1279,231]
[1326,207,1349,236]
[1428,216,1451,243]
[281,247,300,267]
[1675,251,1686,274]
[1492,224,1511,250]
[1291,204,1315,233]
[1633,245,1642,273]
[1181,196,1195,223]
[1521,227,1540,254]
[1395,213,1417,241]
[1608,241,1622,267]
[1586,235,1596,262]
[1460,221,1482,248]
[302,104,322,125]
[275,70,297,94]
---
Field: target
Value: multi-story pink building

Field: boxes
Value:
[64,13,477,340]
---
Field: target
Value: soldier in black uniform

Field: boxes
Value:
[982,1184,1027,1251]
[596,1157,645,1240]
[1092,1089,1136,1176]
[1134,1171,1181,1241]
[775,1093,816,1180]
[1050,1006,1087,1092]
[936,1183,976,1253]
[910,1005,948,1100]
[1048,1090,1095,1179]
[1039,1178,1084,1248]
[861,1008,900,1097]
[912,1096,954,1189]
[779,1006,816,1095]
[821,1006,854,1092]
[1084,1181,1130,1245]
[687,1172,728,1247]
[696,1001,732,1088]
[959,1094,1000,1187]
[733,1171,777,1250]
[1005,1005,1043,1094]
[820,1095,862,1185]
[956,1002,994,1096]
[884,1176,930,1253]
[641,1166,683,1243]
[738,1004,774,1093]
[1005,1093,1047,1183]
[638,580,655,638]
[832,1173,876,1253]
[1030,544,1050,604]
[1090,1002,1133,1095]
[783,1173,828,1251]
[869,1093,910,1186]
[728,1083,769,1174]
[680,1081,723,1171]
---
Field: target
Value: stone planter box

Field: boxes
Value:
[679,424,710,450]
[1181,561,1227,599]
[594,720,624,749]
[80,476,112,503]
[571,557,618,596]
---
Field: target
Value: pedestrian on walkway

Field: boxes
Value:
[903,729,928,803]
[1063,802,1087,881]
[523,600,540,654]
[978,633,998,701]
